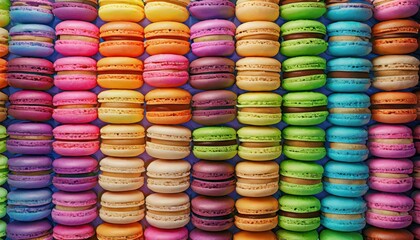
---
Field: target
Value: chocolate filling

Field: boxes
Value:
[283,70,325,78]
[283,33,325,41]
[236,213,277,219]
[146,104,191,112]
[284,140,325,147]
[56,172,97,178]
[327,71,370,78]
[283,106,327,113]
[193,140,237,146]
[281,176,322,185]
[192,212,234,220]
[375,33,418,39]
[371,104,416,109]
[280,211,321,218]
[240,107,281,114]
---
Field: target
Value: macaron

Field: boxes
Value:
[98,0,145,22]
[372,55,419,91]
[412,191,419,224]
[145,88,192,125]
[364,227,414,240]
[328,93,371,126]
[367,158,413,193]
[281,0,326,20]
[7,57,54,90]
[191,196,235,232]
[7,123,53,155]
[321,229,363,240]
[282,92,328,125]
[372,20,419,55]
[192,126,237,160]
[411,225,420,240]
[54,57,97,91]
[237,92,282,126]
[323,160,369,197]
[415,157,420,189]
[143,54,188,88]
[53,224,95,240]
[145,0,189,22]
[100,124,146,157]
[0,58,6,89]
[98,90,144,124]
[276,229,318,240]
[235,196,279,232]
[189,57,235,90]
[7,220,53,240]
[97,57,144,89]
[235,57,281,91]
[146,125,191,159]
[236,21,280,57]
[144,22,190,55]
[280,160,324,195]
[236,0,280,22]
[52,190,98,226]
[100,190,145,224]
[370,92,417,124]
[10,0,53,24]
[99,156,145,191]
[191,160,235,196]
[146,159,191,194]
[52,91,98,124]
[55,20,100,57]
[99,22,144,58]
[190,229,232,240]
[368,124,416,158]
[8,90,53,121]
[237,126,282,161]
[0,92,5,121]
[189,0,235,20]
[416,126,420,152]
[53,124,100,156]
[321,195,366,232]
[145,226,189,240]
[96,222,143,240]
[53,0,98,21]
[279,195,321,232]
[236,161,279,197]
[9,24,55,57]
[327,21,372,57]
[325,0,373,21]
[146,193,190,229]
[283,126,326,161]
[7,156,52,189]
[7,188,53,222]
[416,91,420,121]
[0,28,7,57]
[372,0,419,21]
[190,19,236,57]
[52,157,98,192]
[192,90,237,125]
[281,20,328,57]
[0,155,7,185]
[282,56,326,91]
[365,192,413,229]
[0,1,9,27]
[0,188,5,218]
[326,126,369,162]
[326,57,372,92]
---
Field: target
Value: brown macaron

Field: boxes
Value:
[370,92,417,124]
[364,227,414,240]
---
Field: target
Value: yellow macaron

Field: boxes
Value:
[145,0,190,22]
[99,0,145,22]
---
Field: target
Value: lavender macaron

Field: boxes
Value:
[191,196,235,232]
[189,57,235,90]
[6,123,53,155]
[7,219,53,240]
[191,160,235,196]
[192,90,237,125]
[52,157,98,192]
[8,156,52,189]
[189,0,235,20]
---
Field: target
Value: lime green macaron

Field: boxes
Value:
[320,229,363,240]
[193,126,237,160]
[280,0,326,20]
[277,229,318,240]
[0,154,7,185]
[0,187,6,218]
[237,126,282,161]
[283,126,326,161]
[0,220,5,238]
[282,92,328,126]
[0,0,9,28]
[0,125,6,153]
[237,92,282,126]
[279,194,321,232]
[282,56,327,91]
[280,160,324,195]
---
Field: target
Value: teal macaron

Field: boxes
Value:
[320,229,363,240]
[193,126,237,160]
[327,21,372,57]
[327,93,371,127]
[326,57,372,92]
[237,126,282,161]
[326,126,369,163]
[282,56,327,91]
[277,229,318,240]
[282,92,328,126]
[280,0,326,20]
[237,92,282,126]
[280,160,324,195]
[283,126,326,161]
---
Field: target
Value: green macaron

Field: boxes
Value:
[277,229,318,240]
[280,159,324,195]
[280,1,326,20]
[282,92,328,126]
[320,229,363,240]
[0,125,6,153]
[279,194,321,232]
[0,220,5,238]
[193,126,238,160]
[0,0,9,28]
[283,126,326,161]
[0,187,6,219]
[237,92,282,126]
[237,126,282,161]
[0,154,7,186]
[282,56,327,91]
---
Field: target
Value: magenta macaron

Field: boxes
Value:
[190,19,236,57]
[8,90,53,122]
[415,125,420,154]
[365,192,414,229]
[189,57,235,90]
[53,224,95,240]
[52,124,100,156]
[7,156,52,189]
[373,0,420,21]
[191,160,235,196]
[144,226,188,240]
[6,123,53,155]
[367,158,413,193]
[412,191,420,224]
[190,228,233,240]
[54,57,97,91]
[52,91,98,124]
[143,54,189,88]
[192,90,237,125]
[7,57,54,90]
[52,157,98,192]
[368,124,416,159]
[191,196,235,232]
[414,157,420,189]
[53,0,98,22]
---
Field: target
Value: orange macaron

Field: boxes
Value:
[144,22,190,55]
[371,92,417,124]
[99,21,144,57]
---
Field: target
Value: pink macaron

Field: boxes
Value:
[143,54,189,88]
[7,57,54,90]
[414,126,420,154]
[52,91,98,124]
[144,226,188,240]
[52,190,98,226]
[54,57,97,90]
[412,191,420,224]
[365,192,414,229]
[368,124,416,158]
[367,158,413,193]
[414,157,420,189]
[55,20,99,57]
[53,224,95,240]
[373,0,420,21]
[52,124,100,156]
[8,90,53,121]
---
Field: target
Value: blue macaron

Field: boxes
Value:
[327,93,371,126]
[10,0,54,24]
[9,24,55,58]
[321,195,366,232]
[325,0,373,22]
[7,188,53,222]
[326,58,372,92]
[327,21,372,57]
[323,160,369,197]
[326,126,369,162]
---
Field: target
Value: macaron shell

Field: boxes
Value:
[53,1,98,22]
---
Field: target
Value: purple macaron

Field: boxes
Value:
[6,123,53,155]
[192,160,235,196]
[7,219,53,240]
[189,0,235,20]
[144,226,188,240]
[191,196,235,232]
[189,57,235,90]
[53,0,98,22]
[192,90,237,125]
[52,157,98,192]
[190,228,233,240]
[8,156,52,189]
